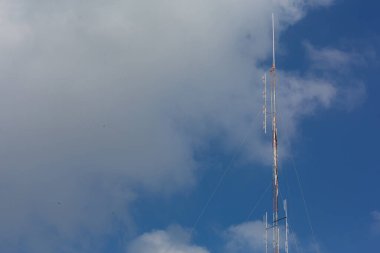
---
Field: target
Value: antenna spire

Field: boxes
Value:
[272,13,276,68]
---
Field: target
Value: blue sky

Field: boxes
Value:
[0,0,379,253]
[282,1,380,252]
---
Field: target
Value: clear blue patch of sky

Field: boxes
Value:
[278,0,380,252]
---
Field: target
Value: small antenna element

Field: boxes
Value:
[264,212,268,253]
[284,200,289,253]
[262,73,267,134]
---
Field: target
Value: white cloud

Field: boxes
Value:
[304,42,363,72]
[304,42,368,111]
[127,226,209,253]
[225,220,267,253]
[274,0,335,25]
[277,73,336,143]
[0,0,340,252]
[305,0,335,8]
[224,220,324,253]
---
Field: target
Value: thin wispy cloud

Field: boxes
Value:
[304,42,366,72]
[303,42,368,111]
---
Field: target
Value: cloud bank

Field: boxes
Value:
[225,221,267,253]
[127,226,209,253]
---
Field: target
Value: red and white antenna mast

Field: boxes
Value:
[270,12,280,253]
[263,13,288,253]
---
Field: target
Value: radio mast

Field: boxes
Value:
[271,12,280,253]
[263,13,289,253]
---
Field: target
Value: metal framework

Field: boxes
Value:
[263,13,289,253]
